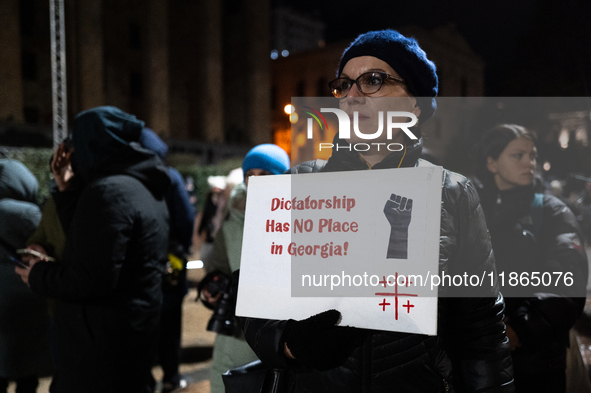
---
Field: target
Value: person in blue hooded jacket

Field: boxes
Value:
[15,106,171,393]
[139,127,196,393]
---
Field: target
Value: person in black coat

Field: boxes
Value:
[474,124,588,393]
[15,106,171,393]
[240,30,514,392]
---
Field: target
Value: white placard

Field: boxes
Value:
[236,166,442,335]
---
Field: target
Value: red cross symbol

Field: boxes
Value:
[379,298,390,311]
[403,300,415,313]
[375,272,418,320]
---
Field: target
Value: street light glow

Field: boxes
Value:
[284,104,295,114]
[559,129,569,149]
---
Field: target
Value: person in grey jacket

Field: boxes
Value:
[206,144,290,393]
[0,159,51,393]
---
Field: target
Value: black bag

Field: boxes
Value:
[222,360,289,393]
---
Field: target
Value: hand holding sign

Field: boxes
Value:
[237,167,442,334]
[283,309,369,371]
[384,194,413,259]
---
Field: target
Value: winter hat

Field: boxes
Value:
[338,29,438,121]
[226,168,244,188]
[242,144,290,179]
[207,175,227,190]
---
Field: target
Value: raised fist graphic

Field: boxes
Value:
[383,194,413,259]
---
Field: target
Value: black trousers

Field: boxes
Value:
[157,292,185,384]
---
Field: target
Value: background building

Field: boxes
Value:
[0,0,589,178]
[0,0,271,162]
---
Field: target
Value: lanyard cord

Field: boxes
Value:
[359,144,407,169]
[397,145,407,168]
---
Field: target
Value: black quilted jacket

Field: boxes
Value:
[242,138,514,393]
[476,181,587,377]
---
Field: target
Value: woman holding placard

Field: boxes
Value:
[240,30,514,392]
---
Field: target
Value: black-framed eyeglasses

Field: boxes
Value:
[328,72,405,98]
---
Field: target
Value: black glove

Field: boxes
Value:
[383,193,413,259]
[282,310,369,371]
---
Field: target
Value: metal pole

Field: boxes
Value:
[49,0,67,148]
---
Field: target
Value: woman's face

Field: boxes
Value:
[487,137,537,190]
[339,56,421,145]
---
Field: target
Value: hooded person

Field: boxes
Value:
[139,128,195,256]
[0,159,51,393]
[16,106,171,393]
[205,144,290,393]
[239,30,514,392]
[139,127,195,393]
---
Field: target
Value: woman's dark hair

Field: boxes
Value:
[475,124,537,186]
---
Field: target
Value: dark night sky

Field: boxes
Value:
[278,0,591,96]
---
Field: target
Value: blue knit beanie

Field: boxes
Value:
[242,144,290,179]
[338,30,439,121]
